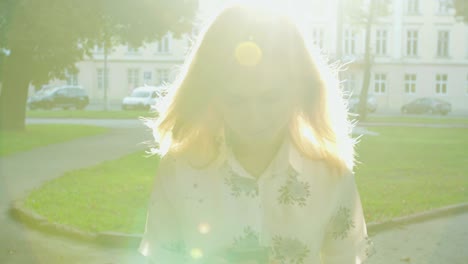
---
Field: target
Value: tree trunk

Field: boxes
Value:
[336,0,344,58]
[0,49,32,131]
[357,2,375,121]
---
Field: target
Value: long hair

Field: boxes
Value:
[144,4,356,177]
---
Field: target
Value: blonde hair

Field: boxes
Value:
[144,4,356,177]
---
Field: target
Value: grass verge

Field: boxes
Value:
[0,124,108,156]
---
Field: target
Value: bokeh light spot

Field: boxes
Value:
[190,248,204,259]
[235,41,262,67]
[198,222,211,234]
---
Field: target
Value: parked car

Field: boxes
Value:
[27,85,89,110]
[401,97,451,115]
[122,86,166,111]
[348,94,377,113]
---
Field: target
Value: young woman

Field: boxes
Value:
[139,4,375,264]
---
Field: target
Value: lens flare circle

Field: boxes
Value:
[235,41,262,67]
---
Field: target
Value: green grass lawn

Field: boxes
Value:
[24,151,158,234]
[355,127,468,223]
[0,124,108,156]
[26,110,155,119]
[23,127,468,234]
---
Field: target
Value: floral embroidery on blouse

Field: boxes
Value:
[277,165,311,207]
[222,161,259,198]
[231,226,261,249]
[327,206,356,240]
[270,235,310,264]
[160,239,189,257]
[363,236,377,259]
[223,226,269,263]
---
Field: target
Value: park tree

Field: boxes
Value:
[339,0,391,121]
[0,0,198,131]
[453,0,468,22]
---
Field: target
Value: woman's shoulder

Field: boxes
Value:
[158,150,199,172]
[301,155,353,186]
[154,153,177,184]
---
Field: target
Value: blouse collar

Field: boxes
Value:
[212,133,303,180]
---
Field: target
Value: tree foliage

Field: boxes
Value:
[454,0,468,22]
[0,0,198,131]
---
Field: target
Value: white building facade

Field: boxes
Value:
[35,32,190,106]
[35,0,468,113]
[335,0,468,113]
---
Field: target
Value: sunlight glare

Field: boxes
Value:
[190,248,204,259]
[235,41,262,67]
[198,222,211,234]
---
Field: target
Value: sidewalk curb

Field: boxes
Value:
[9,199,142,248]
[10,199,468,248]
[367,202,468,234]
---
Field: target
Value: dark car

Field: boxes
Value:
[28,85,89,110]
[401,97,451,115]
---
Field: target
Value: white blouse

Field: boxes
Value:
[139,137,376,264]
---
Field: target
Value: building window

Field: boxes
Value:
[374,73,387,94]
[312,27,324,49]
[157,69,170,85]
[375,29,388,55]
[406,0,419,14]
[437,30,450,57]
[437,0,452,14]
[127,46,139,54]
[128,68,140,89]
[97,68,109,90]
[344,29,357,55]
[406,30,418,56]
[404,74,417,94]
[66,73,78,85]
[435,74,448,95]
[157,34,172,53]
[143,71,152,85]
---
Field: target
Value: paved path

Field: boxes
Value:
[367,212,468,264]
[26,118,145,128]
[0,127,150,263]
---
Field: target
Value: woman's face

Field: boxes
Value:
[217,78,297,145]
